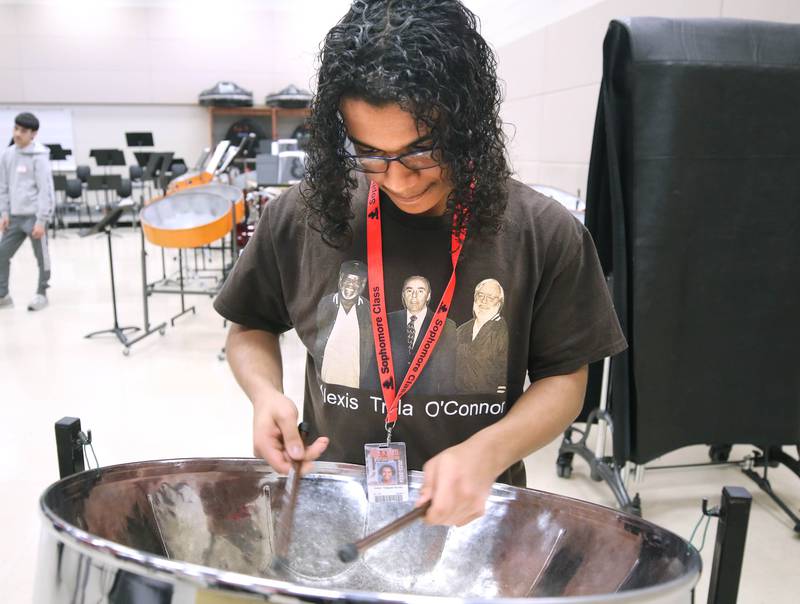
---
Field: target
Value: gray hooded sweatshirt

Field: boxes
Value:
[0,141,55,224]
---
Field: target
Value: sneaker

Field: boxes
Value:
[0,294,12,308]
[27,294,48,311]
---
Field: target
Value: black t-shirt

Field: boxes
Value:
[214,176,627,486]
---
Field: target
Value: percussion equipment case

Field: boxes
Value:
[582,17,800,466]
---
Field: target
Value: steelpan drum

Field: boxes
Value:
[36,459,700,603]
[166,169,213,193]
[140,184,244,248]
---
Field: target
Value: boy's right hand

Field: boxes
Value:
[252,392,328,475]
[0,216,8,232]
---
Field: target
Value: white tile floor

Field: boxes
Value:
[1,229,798,603]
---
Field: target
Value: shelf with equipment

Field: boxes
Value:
[208,107,310,146]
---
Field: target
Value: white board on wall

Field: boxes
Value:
[0,107,76,171]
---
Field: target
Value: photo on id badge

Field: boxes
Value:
[365,443,408,503]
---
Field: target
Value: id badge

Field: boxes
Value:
[16,164,27,174]
[364,442,409,503]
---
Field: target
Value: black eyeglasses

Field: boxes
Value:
[344,144,442,174]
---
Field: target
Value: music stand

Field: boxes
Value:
[143,152,174,192]
[47,149,71,235]
[134,152,152,168]
[83,207,166,354]
[125,132,154,147]
[46,144,71,161]
[47,145,72,213]
[90,148,126,168]
[87,174,123,191]
[83,208,139,343]
[87,174,123,209]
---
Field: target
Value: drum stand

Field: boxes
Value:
[84,207,166,356]
[122,224,168,354]
[169,249,197,326]
[557,356,800,532]
[556,356,642,515]
[165,191,242,325]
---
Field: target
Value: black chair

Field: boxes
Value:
[159,163,188,191]
[58,177,89,227]
[53,174,67,193]
[116,178,132,199]
[129,164,151,205]
[75,164,99,213]
[65,178,83,202]
[76,165,91,183]
[52,175,68,232]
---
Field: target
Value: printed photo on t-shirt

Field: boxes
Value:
[314,263,509,399]
[384,274,457,396]
[455,278,509,394]
[314,260,372,389]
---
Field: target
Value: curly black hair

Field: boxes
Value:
[302,0,510,248]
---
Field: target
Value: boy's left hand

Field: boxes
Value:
[415,440,499,526]
[31,223,45,239]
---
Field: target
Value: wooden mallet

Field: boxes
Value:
[337,500,432,562]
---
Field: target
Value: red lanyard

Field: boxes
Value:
[366,180,467,435]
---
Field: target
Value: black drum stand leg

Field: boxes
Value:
[557,411,641,515]
[742,446,800,533]
[170,249,196,326]
[706,487,752,604]
[121,226,167,355]
[160,246,167,281]
[55,417,85,478]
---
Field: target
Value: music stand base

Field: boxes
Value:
[84,322,167,356]
[84,325,140,342]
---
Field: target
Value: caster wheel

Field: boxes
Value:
[217,353,226,362]
[159,327,166,336]
[556,452,574,479]
[628,494,642,516]
[709,444,732,463]
[122,348,130,357]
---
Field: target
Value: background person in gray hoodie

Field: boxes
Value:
[0,112,55,311]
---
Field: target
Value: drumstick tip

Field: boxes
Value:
[337,542,359,563]
[270,554,289,573]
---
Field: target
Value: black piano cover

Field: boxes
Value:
[584,17,800,465]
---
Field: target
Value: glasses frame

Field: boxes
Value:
[344,146,442,174]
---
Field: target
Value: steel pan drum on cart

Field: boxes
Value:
[167,170,213,193]
[35,459,700,603]
[140,184,244,248]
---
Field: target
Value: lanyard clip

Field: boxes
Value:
[384,420,395,446]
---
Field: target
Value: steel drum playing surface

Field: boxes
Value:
[36,459,701,602]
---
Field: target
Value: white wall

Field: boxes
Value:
[2,0,798,185]
[496,0,800,197]
[0,0,353,172]
[1,103,209,171]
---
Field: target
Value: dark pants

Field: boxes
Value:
[0,215,51,297]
